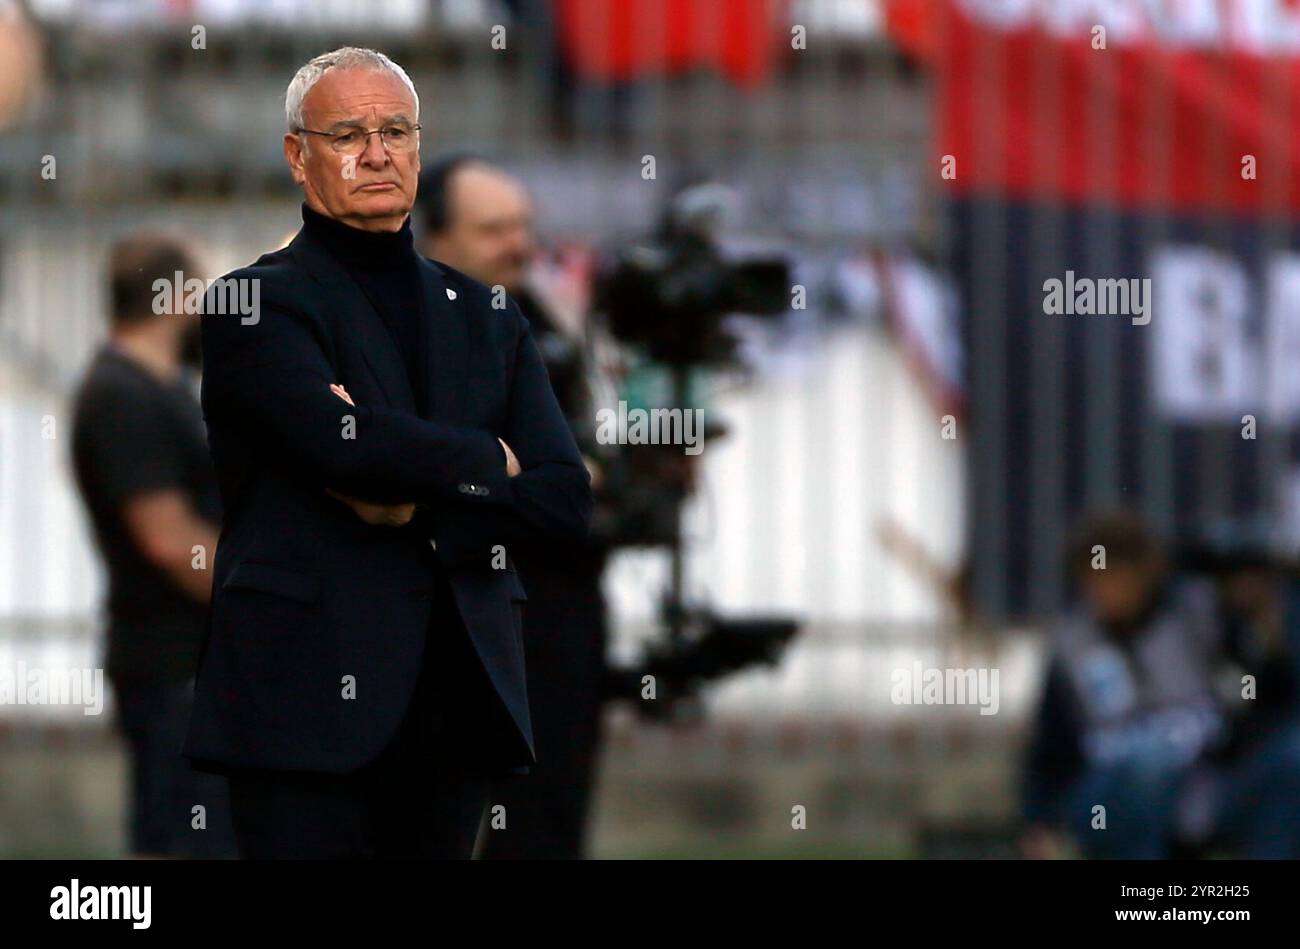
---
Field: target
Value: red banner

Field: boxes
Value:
[554,0,786,88]
[887,0,1300,215]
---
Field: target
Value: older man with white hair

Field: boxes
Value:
[183,48,592,859]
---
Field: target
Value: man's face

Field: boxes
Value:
[1080,562,1159,627]
[425,164,535,292]
[1222,567,1277,617]
[284,68,420,232]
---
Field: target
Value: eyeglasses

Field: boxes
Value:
[296,122,421,157]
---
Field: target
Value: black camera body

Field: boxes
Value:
[597,231,790,367]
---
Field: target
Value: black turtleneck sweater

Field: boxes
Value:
[300,203,428,411]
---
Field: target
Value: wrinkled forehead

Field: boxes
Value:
[304,68,416,127]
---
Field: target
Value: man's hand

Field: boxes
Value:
[323,383,514,524]
[326,488,416,527]
[1018,824,1066,860]
[499,437,522,477]
[326,384,416,526]
[581,454,603,491]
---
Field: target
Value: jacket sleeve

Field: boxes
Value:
[428,304,594,569]
[200,275,511,508]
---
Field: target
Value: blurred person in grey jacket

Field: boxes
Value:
[1020,511,1300,859]
[1020,512,1226,859]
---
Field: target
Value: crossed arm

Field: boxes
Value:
[201,289,592,565]
[325,382,521,526]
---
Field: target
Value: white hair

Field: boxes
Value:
[284,47,419,132]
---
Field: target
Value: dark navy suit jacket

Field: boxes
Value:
[183,222,592,774]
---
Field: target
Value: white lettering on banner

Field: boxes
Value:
[957,0,1300,53]
[1150,246,1256,422]
[1149,244,1300,423]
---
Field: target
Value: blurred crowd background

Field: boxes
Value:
[2,0,1300,859]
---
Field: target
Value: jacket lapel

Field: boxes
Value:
[289,228,417,414]
[419,256,468,423]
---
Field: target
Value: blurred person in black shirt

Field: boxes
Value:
[71,234,236,858]
[420,153,609,858]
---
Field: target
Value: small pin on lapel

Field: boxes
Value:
[446,288,457,301]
